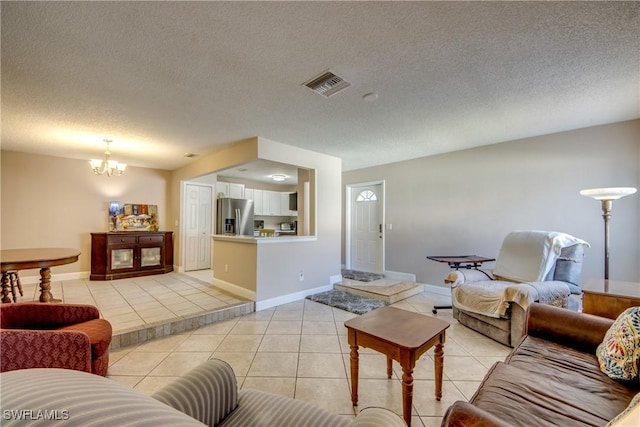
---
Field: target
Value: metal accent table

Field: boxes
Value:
[427,255,495,314]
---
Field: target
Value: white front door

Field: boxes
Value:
[349,183,384,274]
[185,183,213,271]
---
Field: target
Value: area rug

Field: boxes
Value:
[341,269,384,282]
[306,289,388,315]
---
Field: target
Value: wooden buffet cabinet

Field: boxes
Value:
[582,278,640,320]
[90,231,173,280]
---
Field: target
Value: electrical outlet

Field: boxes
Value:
[299,270,304,281]
[224,264,229,273]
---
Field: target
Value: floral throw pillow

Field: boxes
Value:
[596,307,640,381]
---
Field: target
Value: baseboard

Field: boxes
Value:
[255,284,333,311]
[329,274,342,286]
[17,271,90,285]
[422,283,452,296]
[383,270,417,281]
[211,278,256,301]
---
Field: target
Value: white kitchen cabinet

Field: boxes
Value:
[281,192,295,216]
[216,182,244,199]
[249,189,263,215]
[261,190,271,215]
[229,183,245,199]
[246,189,296,217]
[268,191,281,215]
[215,182,229,198]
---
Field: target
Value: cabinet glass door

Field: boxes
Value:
[141,247,161,267]
[111,249,134,270]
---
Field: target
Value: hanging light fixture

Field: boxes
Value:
[89,139,127,176]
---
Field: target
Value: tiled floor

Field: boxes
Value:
[19,270,250,334]
[20,271,511,427]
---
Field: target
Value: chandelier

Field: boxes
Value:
[90,139,127,176]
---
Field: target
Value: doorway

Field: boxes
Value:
[184,183,213,271]
[346,181,384,274]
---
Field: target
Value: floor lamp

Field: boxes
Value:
[579,187,637,280]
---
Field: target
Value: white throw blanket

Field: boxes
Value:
[493,230,589,283]
[452,280,570,318]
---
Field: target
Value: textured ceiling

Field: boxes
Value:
[1,1,639,172]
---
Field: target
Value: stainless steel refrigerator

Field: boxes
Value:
[216,198,254,236]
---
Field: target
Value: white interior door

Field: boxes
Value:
[349,183,384,274]
[185,183,213,271]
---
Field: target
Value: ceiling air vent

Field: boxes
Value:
[304,71,351,97]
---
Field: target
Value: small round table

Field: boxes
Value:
[1,248,81,303]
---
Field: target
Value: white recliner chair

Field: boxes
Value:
[446,230,589,347]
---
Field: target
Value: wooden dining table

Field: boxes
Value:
[0,248,81,303]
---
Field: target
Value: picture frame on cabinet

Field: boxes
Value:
[109,203,159,232]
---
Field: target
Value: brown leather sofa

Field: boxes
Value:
[442,303,638,427]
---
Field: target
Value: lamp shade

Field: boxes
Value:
[579,187,637,200]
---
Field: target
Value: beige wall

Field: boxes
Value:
[170,138,259,267]
[1,135,342,304]
[4,120,637,289]
[172,137,342,305]
[255,138,341,301]
[1,150,172,279]
[343,120,640,285]
[212,240,257,292]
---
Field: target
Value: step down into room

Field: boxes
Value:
[110,301,255,350]
[335,277,425,304]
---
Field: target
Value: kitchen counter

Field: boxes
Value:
[211,234,316,244]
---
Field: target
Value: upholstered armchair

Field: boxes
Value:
[0,302,112,376]
[446,230,589,347]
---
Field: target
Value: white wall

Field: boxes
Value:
[255,137,342,301]
[343,120,640,285]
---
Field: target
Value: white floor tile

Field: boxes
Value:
[32,271,499,423]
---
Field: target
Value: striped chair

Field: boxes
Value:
[0,358,407,426]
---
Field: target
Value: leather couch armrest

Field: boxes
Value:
[0,329,92,373]
[525,303,613,353]
[441,401,513,427]
[152,358,239,426]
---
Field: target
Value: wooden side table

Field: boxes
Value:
[582,278,640,319]
[344,306,450,426]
